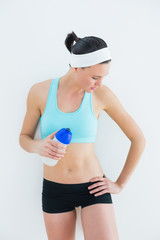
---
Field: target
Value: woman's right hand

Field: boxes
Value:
[38,130,67,160]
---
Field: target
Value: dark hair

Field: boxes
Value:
[64,31,111,69]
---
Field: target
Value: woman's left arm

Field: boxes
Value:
[88,86,146,195]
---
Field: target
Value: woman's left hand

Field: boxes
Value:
[88,174,122,196]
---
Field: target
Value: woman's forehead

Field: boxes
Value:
[85,63,110,76]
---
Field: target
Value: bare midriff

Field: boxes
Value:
[43,142,104,183]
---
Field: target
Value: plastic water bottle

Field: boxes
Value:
[41,128,72,167]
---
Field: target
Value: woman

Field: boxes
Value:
[19,31,146,240]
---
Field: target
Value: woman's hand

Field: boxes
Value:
[88,174,123,196]
[37,130,67,160]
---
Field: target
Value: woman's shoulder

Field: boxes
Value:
[28,79,53,109]
[35,78,53,90]
[93,84,111,110]
[94,85,116,110]
[32,78,53,97]
[95,84,121,112]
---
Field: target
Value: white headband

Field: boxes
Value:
[69,47,111,68]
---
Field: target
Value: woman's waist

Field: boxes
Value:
[44,153,99,170]
[43,154,103,183]
[58,153,99,170]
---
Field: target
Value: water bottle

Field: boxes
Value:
[41,128,72,167]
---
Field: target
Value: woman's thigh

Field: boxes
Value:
[43,209,76,240]
[81,203,119,240]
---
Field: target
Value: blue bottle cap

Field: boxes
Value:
[55,128,72,145]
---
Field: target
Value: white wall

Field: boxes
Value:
[0,0,159,239]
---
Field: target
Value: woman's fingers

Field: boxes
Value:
[89,184,108,194]
[44,152,61,160]
[88,180,107,190]
[45,144,66,156]
[44,148,65,158]
[49,139,67,150]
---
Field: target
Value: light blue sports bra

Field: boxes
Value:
[40,77,98,143]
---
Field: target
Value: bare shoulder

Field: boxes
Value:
[93,84,112,111]
[30,78,53,106]
[32,78,53,96]
[95,84,125,112]
[19,79,53,138]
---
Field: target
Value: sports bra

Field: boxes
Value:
[39,77,98,143]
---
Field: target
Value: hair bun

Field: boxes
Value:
[75,37,80,42]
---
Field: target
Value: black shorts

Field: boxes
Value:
[42,174,113,214]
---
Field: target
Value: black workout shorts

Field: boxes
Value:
[42,174,113,214]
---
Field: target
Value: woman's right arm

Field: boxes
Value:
[19,82,67,160]
[19,83,43,153]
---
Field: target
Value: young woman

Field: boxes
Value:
[19,31,146,240]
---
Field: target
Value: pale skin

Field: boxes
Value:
[19,62,146,240]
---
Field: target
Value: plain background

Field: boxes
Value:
[0,0,159,239]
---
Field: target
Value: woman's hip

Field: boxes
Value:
[41,175,113,213]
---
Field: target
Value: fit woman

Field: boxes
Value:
[19,31,146,240]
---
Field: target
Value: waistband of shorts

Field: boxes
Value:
[43,174,105,187]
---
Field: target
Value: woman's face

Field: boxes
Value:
[74,62,111,93]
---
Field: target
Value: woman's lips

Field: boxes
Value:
[91,87,96,90]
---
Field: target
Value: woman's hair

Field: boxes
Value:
[64,31,111,68]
